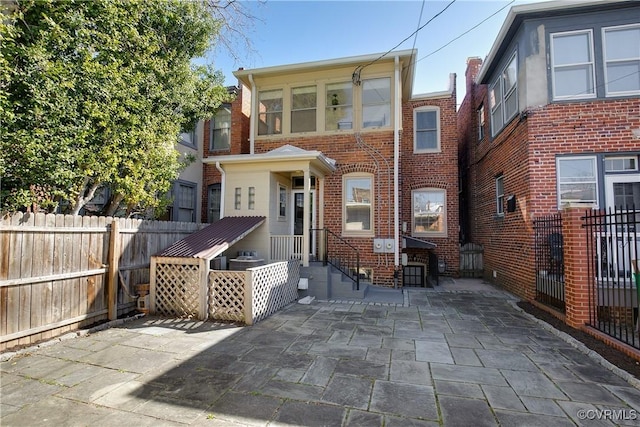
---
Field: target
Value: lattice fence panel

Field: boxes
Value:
[155,263,201,318]
[208,271,246,322]
[251,260,299,323]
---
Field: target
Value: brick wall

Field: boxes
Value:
[459,55,640,299]
[402,90,460,279]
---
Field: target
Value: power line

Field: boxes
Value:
[415,0,515,65]
[405,0,427,90]
[352,0,457,85]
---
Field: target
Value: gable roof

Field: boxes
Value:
[156,216,266,260]
[477,0,636,84]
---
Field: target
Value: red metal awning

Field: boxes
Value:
[156,216,266,260]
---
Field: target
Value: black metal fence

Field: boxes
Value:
[584,206,640,350]
[533,213,565,313]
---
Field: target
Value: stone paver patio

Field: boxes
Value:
[2,284,640,426]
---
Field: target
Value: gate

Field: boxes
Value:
[584,207,640,350]
[533,213,565,312]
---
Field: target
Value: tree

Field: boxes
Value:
[0,0,233,216]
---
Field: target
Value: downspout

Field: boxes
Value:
[215,161,225,219]
[248,73,256,154]
[393,56,401,281]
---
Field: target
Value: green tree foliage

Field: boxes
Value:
[0,0,232,216]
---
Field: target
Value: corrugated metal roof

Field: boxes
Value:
[403,236,437,250]
[156,216,266,260]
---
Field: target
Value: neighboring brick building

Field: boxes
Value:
[201,50,459,288]
[458,0,640,299]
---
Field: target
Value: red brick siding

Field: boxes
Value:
[402,93,460,279]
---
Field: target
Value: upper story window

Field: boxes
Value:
[603,24,640,96]
[179,127,197,149]
[291,86,317,133]
[258,89,282,135]
[325,82,353,131]
[414,107,440,153]
[551,30,595,100]
[412,188,446,236]
[343,173,373,236]
[477,104,485,141]
[556,156,598,206]
[210,105,231,151]
[490,53,518,137]
[176,181,196,222]
[496,175,504,216]
[362,77,390,128]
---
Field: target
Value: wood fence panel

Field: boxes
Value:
[19,213,34,345]
[42,213,56,339]
[7,214,23,336]
[29,213,45,343]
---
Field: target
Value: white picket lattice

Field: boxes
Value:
[251,260,299,323]
[208,271,247,322]
[154,262,201,318]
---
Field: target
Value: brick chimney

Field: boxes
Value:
[465,57,483,93]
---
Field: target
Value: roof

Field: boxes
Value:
[203,144,337,175]
[233,50,417,101]
[402,236,437,250]
[477,0,635,84]
[156,216,266,260]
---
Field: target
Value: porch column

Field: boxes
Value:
[318,177,325,261]
[303,169,310,267]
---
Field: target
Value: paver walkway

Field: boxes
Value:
[2,286,640,426]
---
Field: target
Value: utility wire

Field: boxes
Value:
[415,0,515,64]
[405,0,427,90]
[353,0,456,84]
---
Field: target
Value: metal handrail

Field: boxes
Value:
[311,228,360,290]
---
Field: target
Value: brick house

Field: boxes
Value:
[200,50,459,294]
[458,0,640,301]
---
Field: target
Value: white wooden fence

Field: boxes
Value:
[0,212,201,351]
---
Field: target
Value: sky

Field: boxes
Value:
[205,0,551,102]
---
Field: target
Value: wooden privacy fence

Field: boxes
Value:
[0,212,201,351]
[151,259,300,325]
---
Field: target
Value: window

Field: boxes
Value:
[234,187,241,210]
[248,186,255,210]
[279,185,287,218]
[208,184,221,223]
[490,53,517,136]
[258,89,282,135]
[556,157,598,205]
[477,104,485,141]
[412,189,446,235]
[414,107,440,152]
[362,77,390,128]
[603,24,640,96]
[326,82,353,131]
[551,30,595,100]
[496,175,504,216]
[176,181,196,222]
[343,174,373,234]
[605,156,638,172]
[179,127,197,149]
[291,86,316,133]
[502,55,518,120]
[210,105,231,151]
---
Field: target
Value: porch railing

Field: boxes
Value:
[312,228,360,291]
[270,235,304,261]
[584,206,639,350]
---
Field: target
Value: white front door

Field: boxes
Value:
[598,174,640,281]
[292,190,316,258]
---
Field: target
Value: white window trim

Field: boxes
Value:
[278,184,287,220]
[209,105,231,151]
[489,79,502,138]
[342,173,374,237]
[413,106,441,153]
[550,29,596,101]
[556,155,599,208]
[362,77,391,129]
[502,53,518,123]
[477,104,485,141]
[412,188,447,237]
[496,175,505,217]
[602,23,640,97]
